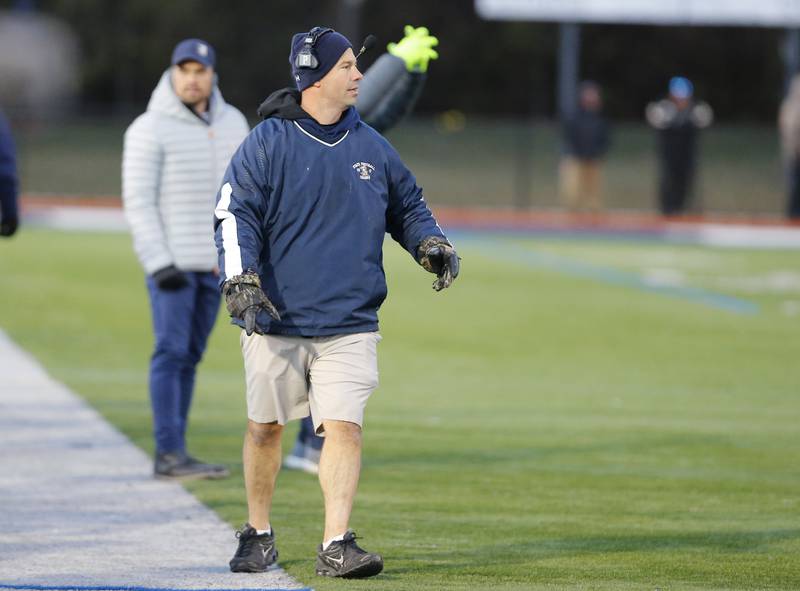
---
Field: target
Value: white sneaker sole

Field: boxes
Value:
[282,454,319,475]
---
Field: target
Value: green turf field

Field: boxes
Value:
[1,228,798,590]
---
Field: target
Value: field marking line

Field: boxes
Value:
[457,234,759,315]
[0,330,309,591]
[0,586,312,591]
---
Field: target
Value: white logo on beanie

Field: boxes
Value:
[197,43,208,57]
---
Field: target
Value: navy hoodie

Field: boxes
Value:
[214,89,446,336]
[0,111,18,226]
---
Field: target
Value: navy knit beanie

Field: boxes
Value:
[289,28,353,91]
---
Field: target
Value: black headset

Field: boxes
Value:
[294,27,333,70]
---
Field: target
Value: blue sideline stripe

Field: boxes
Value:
[459,235,759,315]
[0,585,312,591]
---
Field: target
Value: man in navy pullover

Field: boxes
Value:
[281,24,441,476]
[215,27,459,579]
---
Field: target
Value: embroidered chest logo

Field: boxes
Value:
[353,161,375,180]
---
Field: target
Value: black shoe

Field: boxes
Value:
[316,530,383,578]
[229,524,278,572]
[154,451,229,480]
[186,454,230,478]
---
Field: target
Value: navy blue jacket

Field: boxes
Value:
[563,109,610,160]
[214,92,446,336]
[0,111,18,226]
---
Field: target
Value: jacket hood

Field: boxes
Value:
[147,69,226,124]
[257,87,360,144]
[257,87,307,121]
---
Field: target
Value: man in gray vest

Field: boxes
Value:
[122,39,249,479]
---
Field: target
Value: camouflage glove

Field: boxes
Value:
[387,25,439,73]
[223,272,281,336]
[417,236,460,291]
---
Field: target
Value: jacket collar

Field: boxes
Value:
[294,107,360,144]
[258,87,360,144]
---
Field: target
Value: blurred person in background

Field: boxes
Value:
[122,39,248,480]
[779,73,800,219]
[282,25,440,476]
[646,76,713,216]
[0,108,19,238]
[559,80,611,212]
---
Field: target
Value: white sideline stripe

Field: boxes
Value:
[292,121,349,147]
[214,182,243,277]
[0,330,305,590]
[20,203,800,250]
[667,223,800,249]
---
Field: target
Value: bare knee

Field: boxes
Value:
[247,420,282,448]
[322,420,362,446]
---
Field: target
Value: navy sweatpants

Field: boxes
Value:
[298,415,324,452]
[146,271,220,454]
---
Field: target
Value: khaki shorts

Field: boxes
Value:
[241,331,381,434]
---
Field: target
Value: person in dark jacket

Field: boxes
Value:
[779,74,800,219]
[217,27,458,579]
[282,25,439,476]
[0,109,19,238]
[646,77,713,216]
[559,81,611,212]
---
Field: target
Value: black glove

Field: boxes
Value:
[417,236,460,291]
[223,272,281,336]
[0,216,18,237]
[152,265,189,291]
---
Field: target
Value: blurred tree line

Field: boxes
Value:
[13,0,788,121]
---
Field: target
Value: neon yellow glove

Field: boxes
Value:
[387,25,439,73]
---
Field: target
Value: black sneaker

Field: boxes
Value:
[316,530,383,578]
[154,451,229,480]
[186,454,230,478]
[229,524,278,572]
